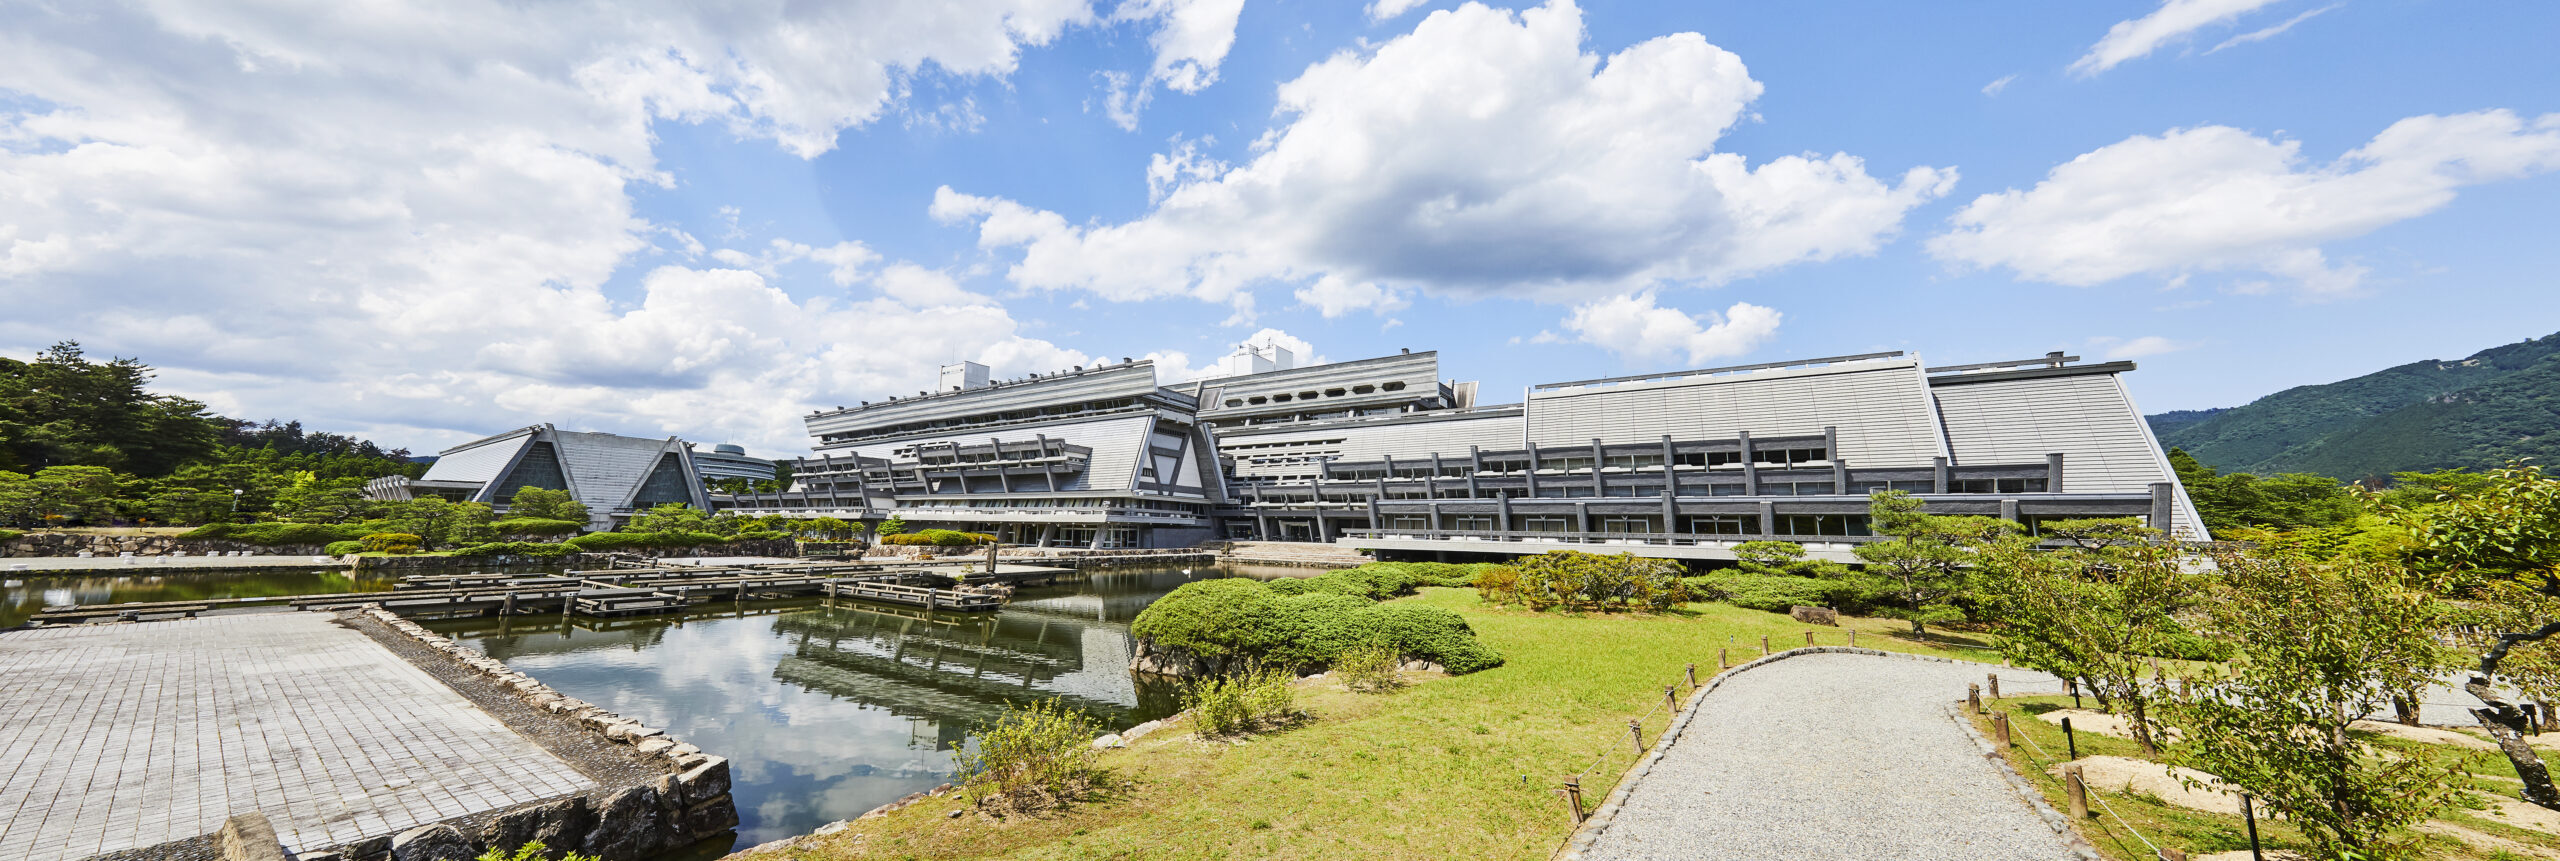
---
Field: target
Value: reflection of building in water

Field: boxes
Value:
[767,603,1145,732]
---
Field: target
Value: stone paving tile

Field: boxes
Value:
[0,614,596,861]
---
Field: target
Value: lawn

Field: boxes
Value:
[780,589,1997,861]
[1969,695,2560,861]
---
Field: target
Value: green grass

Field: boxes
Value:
[789,589,1992,861]
[1973,695,2560,861]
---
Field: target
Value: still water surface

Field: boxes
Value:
[420,565,1282,853]
[0,568,396,626]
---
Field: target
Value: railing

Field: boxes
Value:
[1337,528,1884,548]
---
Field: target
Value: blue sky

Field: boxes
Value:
[4,0,2556,456]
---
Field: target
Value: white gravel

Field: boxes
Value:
[1580,652,2076,861]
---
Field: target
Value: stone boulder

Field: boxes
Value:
[389,823,477,861]
[580,785,665,860]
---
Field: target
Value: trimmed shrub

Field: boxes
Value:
[0,528,19,542]
[882,529,995,547]
[1481,550,1693,612]
[1688,573,1885,615]
[563,532,648,553]
[1345,603,1505,674]
[323,540,364,555]
[359,532,422,554]
[1131,579,1292,659]
[1130,577,1505,675]
[732,529,789,541]
[490,517,583,537]
[452,541,573,558]
[183,521,371,545]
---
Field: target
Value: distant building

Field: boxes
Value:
[691,443,779,485]
[363,424,709,530]
[723,347,2207,559]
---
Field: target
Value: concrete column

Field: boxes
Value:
[1037,524,1055,547]
[1757,500,1777,538]
[1525,442,1542,497]
[1831,459,1848,494]
[1932,456,1950,494]
[992,437,1014,493]
[1088,527,1107,550]
[1469,444,1484,473]
[1739,430,1758,496]
[1574,501,1591,535]
[2047,453,2066,493]
[1496,493,1512,532]
[1823,425,1838,461]
[1591,438,1607,497]
[2149,482,2174,532]
[1256,514,1271,540]
[1367,495,1383,530]
[1660,435,1677,492]
[1465,473,1480,499]
[1429,500,1444,531]
[2000,498,2020,523]
[1660,489,1676,531]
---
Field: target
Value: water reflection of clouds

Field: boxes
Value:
[426,574,1207,849]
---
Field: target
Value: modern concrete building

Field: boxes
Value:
[724,360,1224,548]
[728,347,2202,560]
[691,443,779,485]
[363,424,710,530]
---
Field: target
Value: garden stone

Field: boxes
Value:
[389,823,476,861]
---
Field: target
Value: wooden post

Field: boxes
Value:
[1848,629,1857,647]
[1993,712,2011,747]
[1805,630,1815,646]
[1628,719,1644,755]
[1760,635,1770,656]
[1561,778,1586,823]
[1989,673,2000,700]
[1664,685,1678,714]
[2159,849,2187,861]
[1968,683,1982,713]
[1719,647,1729,669]
[501,592,517,615]
[2063,763,2090,819]
[1685,662,1698,689]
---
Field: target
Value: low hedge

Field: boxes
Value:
[452,541,574,558]
[1687,573,1886,615]
[323,540,365,555]
[882,529,995,547]
[490,517,584,537]
[0,528,19,542]
[1131,577,1504,674]
[1264,561,1502,600]
[359,532,422,554]
[562,530,728,553]
[181,521,371,545]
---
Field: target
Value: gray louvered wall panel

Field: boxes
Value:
[421,431,533,484]
[1526,360,1945,466]
[1221,412,1525,479]
[837,414,1156,494]
[806,362,1167,440]
[1930,372,2204,537]
[554,431,683,513]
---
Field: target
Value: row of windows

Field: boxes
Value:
[1374,513,1873,537]
[1222,381,1408,408]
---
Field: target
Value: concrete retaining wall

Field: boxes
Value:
[317,608,740,861]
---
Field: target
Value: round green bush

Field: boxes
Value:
[323,540,364,555]
[1270,593,1379,667]
[358,532,422,554]
[1130,578,1294,659]
[1130,577,1505,674]
[1344,603,1505,674]
[0,528,21,542]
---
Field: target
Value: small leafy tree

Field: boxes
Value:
[0,466,122,526]
[444,502,498,547]
[1852,491,2010,634]
[875,516,907,538]
[505,486,589,524]
[807,515,850,542]
[380,497,462,549]
[624,502,708,534]
[270,471,373,523]
[1484,550,1691,612]
[2402,462,2560,808]
[1972,518,2198,754]
[2167,547,2462,861]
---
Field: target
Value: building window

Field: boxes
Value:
[1997,477,2049,493]
[1450,516,1494,531]
[1382,381,1406,391]
[1353,384,1376,394]
[1325,388,1346,397]
[1773,514,1872,537]
[1680,515,1757,535]
[1709,483,1749,497]
[1752,447,1829,466]
[1604,454,1663,469]
[1225,399,1244,407]
[1519,516,1571,533]
[1597,516,1657,534]
[1386,515,1430,530]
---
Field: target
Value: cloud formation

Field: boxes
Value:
[2072,0,2286,76]
[937,0,1952,316]
[1098,0,1248,129]
[1927,110,2560,295]
[0,0,1214,452]
[1554,294,1781,366]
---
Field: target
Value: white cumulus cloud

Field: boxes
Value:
[1097,0,1248,129]
[1294,275,1409,318]
[1557,294,1781,366]
[939,0,1953,314]
[2071,0,2287,76]
[0,0,1219,452]
[1368,0,1433,20]
[1927,110,2560,295]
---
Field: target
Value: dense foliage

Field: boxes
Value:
[1474,551,1691,612]
[2151,329,2560,480]
[949,697,1108,814]
[1130,566,1505,675]
[1184,666,1300,737]
[882,529,997,546]
[0,342,222,476]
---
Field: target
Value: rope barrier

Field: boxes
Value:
[2085,780,2163,856]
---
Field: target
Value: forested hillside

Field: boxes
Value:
[2149,331,2560,481]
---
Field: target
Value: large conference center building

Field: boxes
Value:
[723,344,2205,558]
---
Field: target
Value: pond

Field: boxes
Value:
[0,568,399,626]
[418,563,1296,855]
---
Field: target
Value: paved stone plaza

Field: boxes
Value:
[0,614,595,861]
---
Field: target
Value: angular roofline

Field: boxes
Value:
[1531,352,1907,392]
[1925,361,2137,387]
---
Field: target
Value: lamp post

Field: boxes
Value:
[230,488,243,518]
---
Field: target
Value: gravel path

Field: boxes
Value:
[1581,652,2076,861]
